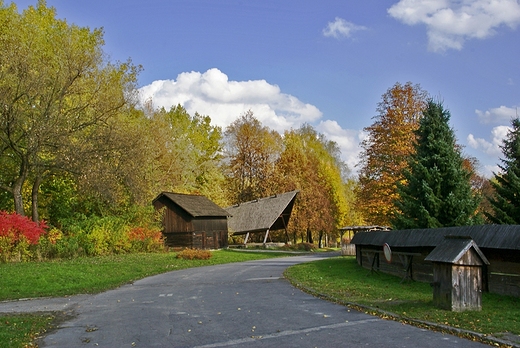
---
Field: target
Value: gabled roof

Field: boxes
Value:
[153,192,229,218]
[351,225,520,251]
[425,236,490,264]
[225,190,299,235]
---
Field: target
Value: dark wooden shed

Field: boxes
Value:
[152,192,229,249]
[351,225,520,297]
[225,190,299,245]
[425,236,489,311]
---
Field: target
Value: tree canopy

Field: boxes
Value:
[357,82,428,226]
[392,100,482,229]
[0,1,139,221]
[486,118,520,224]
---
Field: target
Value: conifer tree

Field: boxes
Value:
[392,101,481,229]
[486,118,520,224]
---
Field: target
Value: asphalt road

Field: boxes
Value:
[1,253,490,347]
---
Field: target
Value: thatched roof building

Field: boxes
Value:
[225,190,299,244]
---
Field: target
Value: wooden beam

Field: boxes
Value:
[263,229,270,245]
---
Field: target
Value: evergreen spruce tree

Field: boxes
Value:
[486,118,520,224]
[392,100,481,229]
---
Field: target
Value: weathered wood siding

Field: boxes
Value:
[355,245,520,297]
[431,249,484,311]
[153,195,228,249]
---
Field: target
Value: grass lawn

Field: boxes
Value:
[284,256,520,342]
[0,249,295,348]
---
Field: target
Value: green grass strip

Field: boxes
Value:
[0,249,294,301]
[284,256,520,339]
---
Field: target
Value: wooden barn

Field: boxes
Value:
[351,225,520,297]
[225,190,299,245]
[152,192,229,249]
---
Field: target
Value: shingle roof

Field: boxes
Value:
[424,236,490,264]
[153,192,230,218]
[225,191,299,235]
[351,225,520,251]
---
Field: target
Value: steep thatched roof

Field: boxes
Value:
[351,225,520,251]
[152,192,229,218]
[225,191,299,235]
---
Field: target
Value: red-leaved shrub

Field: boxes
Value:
[0,211,48,262]
[0,211,47,245]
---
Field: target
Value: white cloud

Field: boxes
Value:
[467,125,510,157]
[139,68,363,173]
[388,0,520,51]
[139,68,322,133]
[476,105,518,124]
[323,17,367,39]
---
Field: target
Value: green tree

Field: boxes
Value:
[224,110,282,203]
[0,1,139,221]
[146,104,225,205]
[357,82,428,226]
[486,118,520,224]
[392,100,481,229]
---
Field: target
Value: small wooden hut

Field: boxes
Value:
[225,191,299,245]
[152,192,229,249]
[351,225,520,297]
[425,236,489,311]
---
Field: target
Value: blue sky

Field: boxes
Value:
[11,0,520,177]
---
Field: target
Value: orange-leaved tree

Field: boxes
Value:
[357,82,428,226]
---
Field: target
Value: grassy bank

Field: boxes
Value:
[0,249,294,348]
[0,249,294,301]
[284,256,520,340]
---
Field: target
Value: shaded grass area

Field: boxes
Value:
[284,256,520,339]
[0,314,54,348]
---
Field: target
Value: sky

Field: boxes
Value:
[10,0,520,177]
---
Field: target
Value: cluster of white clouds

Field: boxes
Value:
[467,106,518,174]
[139,68,365,172]
[388,0,520,52]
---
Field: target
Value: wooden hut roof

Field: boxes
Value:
[425,236,490,264]
[351,225,520,251]
[225,190,299,235]
[153,192,229,218]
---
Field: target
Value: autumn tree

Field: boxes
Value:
[0,1,139,221]
[486,118,520,224]
[274,125,362,246]
[357,82,428,226]
[392,101,482,229]
[223,111,282,204]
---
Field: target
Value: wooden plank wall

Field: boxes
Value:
[355,246,520,297]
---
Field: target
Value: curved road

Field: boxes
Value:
[2,253,488,347]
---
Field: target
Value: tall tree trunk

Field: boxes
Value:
[31,176,42,223]
[306,227,313,244]
[12,158,29,216]
[318,230,323,248]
